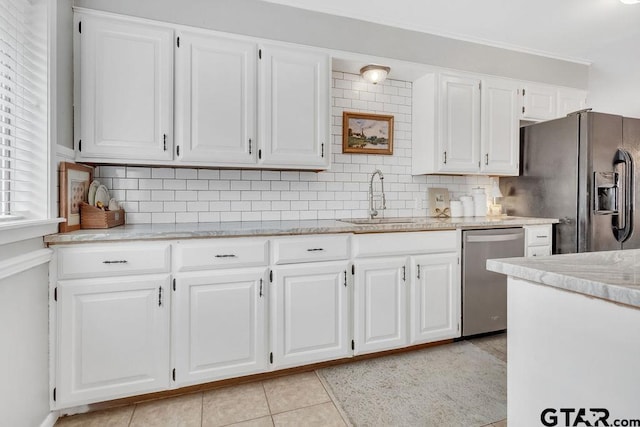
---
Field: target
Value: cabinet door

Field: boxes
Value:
[271,261,350,369]
[175,32,257,165]
[481,78,520,175]
[76,14,173,162]
[410,253,460,344]
[259,44,330,169]
[438,73,481,173]
[57,275,170,407]
[521,84,557,120]
[557,88,587,117]
[353,257,407,355]
[173,268,267,386]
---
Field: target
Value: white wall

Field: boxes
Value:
[587,44,640,118]
[72,0,588,89]
[0,239,51,427]
[95,73,492,224]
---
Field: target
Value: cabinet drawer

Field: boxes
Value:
[57,243,171,279]
[352,231,457,258]
[526,225,552,246]
[272,235,349,265]
[174,238,269,272]
[527,245,551,257]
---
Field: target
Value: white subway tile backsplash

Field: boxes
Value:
[94,73,490,224]
[176,169,198,179]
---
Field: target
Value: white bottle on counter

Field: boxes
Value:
[450,200,463,217]
[472,187,487,217]
[460,196,474,217]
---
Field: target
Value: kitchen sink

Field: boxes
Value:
[338,217,417,225]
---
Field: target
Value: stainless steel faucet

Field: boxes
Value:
[368,169,386,219]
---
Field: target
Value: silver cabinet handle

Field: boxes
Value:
[536,235,548,239]
[214,254,237,258]
[306,248,324,252]
[102,260,128,264]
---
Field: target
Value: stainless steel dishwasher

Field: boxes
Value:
[462,228,525,337]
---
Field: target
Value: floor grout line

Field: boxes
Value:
[200,391,204,427]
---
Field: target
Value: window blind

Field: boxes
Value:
[0,0,47,220]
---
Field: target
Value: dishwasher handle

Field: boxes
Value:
[466,233,524,243]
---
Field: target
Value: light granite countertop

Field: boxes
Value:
[44,216,557,244]
[487,250,640,308]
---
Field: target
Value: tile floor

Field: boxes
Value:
[55,372,346,427]
[55,335,508,427]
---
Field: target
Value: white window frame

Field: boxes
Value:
[0,0,59,242]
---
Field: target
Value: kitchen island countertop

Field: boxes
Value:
[487,249,640,308]
[44,216,557,244]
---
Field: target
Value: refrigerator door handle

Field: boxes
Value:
[613,149,634,242]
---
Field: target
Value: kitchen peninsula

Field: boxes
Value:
[487,251,640,425]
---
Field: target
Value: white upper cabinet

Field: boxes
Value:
[413,72,519,176]
[438,73,481,173]
[75,13,174,162]
[259,44,330,169]
[74,11,330,170]
[481,78,520,175]
[521,84,557,121]
[557,88,587,117]
[175,32,257,165]
[521,84,588,121]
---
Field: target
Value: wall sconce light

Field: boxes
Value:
[360,65,391,85]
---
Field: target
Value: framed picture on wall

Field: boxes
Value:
[59,162,93,232]
[342,112,394,155]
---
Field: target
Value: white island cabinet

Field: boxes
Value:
[487,250,640,425]
[54,242,172,407]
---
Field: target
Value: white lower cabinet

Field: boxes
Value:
[352,231,460,355]
[353,257,407,355]
[409,253,459,344]
[270,261,350,369]
[56,274,171,407]
[52,230,464,408]
[172,268,268,386]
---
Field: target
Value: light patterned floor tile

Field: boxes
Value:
[263,372,330,414]
[55,405,134,427]
[202,382,270,427]
[228,415,274,427]
[272,402,346,427]
[129,393,202,426]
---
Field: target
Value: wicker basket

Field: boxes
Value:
[80,203,125,229]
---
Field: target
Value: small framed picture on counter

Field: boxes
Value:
[427,187,451,217]
[59,162,93,232]
[342,111,394,155]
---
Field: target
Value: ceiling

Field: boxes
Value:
[259,0,640,64]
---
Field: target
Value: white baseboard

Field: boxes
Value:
[40,411,59,427]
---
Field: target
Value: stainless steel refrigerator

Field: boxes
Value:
[500,111,640,253]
